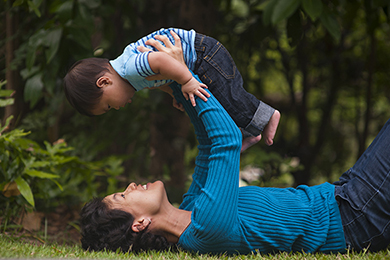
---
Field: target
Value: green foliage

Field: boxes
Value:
[217,0,390,185]
[240,146,300,188]
[12,0,43,17]
[0,80,124,224]
[261,0,340,42]
[5,0,105,110]
[302,0,323,21]
[2,0,390,216]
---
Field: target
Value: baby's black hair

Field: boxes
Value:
[63,58,110,116]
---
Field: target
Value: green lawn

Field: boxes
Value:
[1,234,389,260]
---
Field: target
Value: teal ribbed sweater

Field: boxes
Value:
[170,79,346,255]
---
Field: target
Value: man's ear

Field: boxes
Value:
[131,217,151,233]
[96,76,111,88]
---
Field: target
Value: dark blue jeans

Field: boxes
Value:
[193,34,275,137]
[334,119,390,252]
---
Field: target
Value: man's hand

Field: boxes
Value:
[138,30,210,107]
[182,77,210,106]
[137,31,185,66]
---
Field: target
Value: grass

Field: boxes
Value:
[1,234,390,260]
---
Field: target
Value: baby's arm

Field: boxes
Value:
[147,52,209,106]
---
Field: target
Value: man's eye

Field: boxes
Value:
[121,194,125,198]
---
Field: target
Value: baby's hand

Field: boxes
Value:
[182,77,210,106]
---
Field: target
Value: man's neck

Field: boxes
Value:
[152,206,192,243]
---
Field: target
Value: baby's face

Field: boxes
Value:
[90,70,135,115]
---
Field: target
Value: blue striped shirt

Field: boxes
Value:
[109,28,196,91]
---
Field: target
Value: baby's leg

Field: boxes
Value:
[262,110,280,146]
[241,110,280,152]
[193,34,280,149]
[241,134,262,152]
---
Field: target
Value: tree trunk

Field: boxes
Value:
[149,94,191,203]
[293,34,311,185]
[358,20,376,159]
[293,35,342,185]
[4,5,23,128]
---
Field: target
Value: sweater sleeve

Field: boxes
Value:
[170,81,212,210]
[171,74,242,239]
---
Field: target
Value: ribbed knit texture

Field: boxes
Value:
[171,76,346,255]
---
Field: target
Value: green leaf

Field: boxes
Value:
[20,66,40,80]
[287,11,303,47]
[26,50,37,72]
[0,89,14,97]
[52,179,63,191]
[12,136,37,150]
[12,0,25,7]
[0,98,15,107]
[272,0,301,25]
[44,27,63,64]
[55,156,77,164]
[302,0,323,21]
[0,116,14,134]
[30,161,52,168]
[44,140,74,156]
[26,30,45,70]
[27,0,41,17]
[25,169,59,179]
[52,0,74,23]
[15,176,35,207]
[263,0,279,26]
[0,80,6,89]
[74,3,95,34]
[2,128,31,141]
[79,0,101,9]
[24,73,44,108]
[67,26,92,50]
[319,10,341,42]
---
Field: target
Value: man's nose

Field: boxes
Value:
[125,183,137,193]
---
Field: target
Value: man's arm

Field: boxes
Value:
[157,84,184,111]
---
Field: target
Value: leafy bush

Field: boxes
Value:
[240,145,302,188]
[0,80,123,226]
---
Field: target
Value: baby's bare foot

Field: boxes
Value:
[263,110,280,146]
[241,135,262,153]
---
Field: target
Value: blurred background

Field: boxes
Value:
[1,0,390,240]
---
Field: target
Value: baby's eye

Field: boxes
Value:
[121,194,125,198]
[108,105,111,109]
